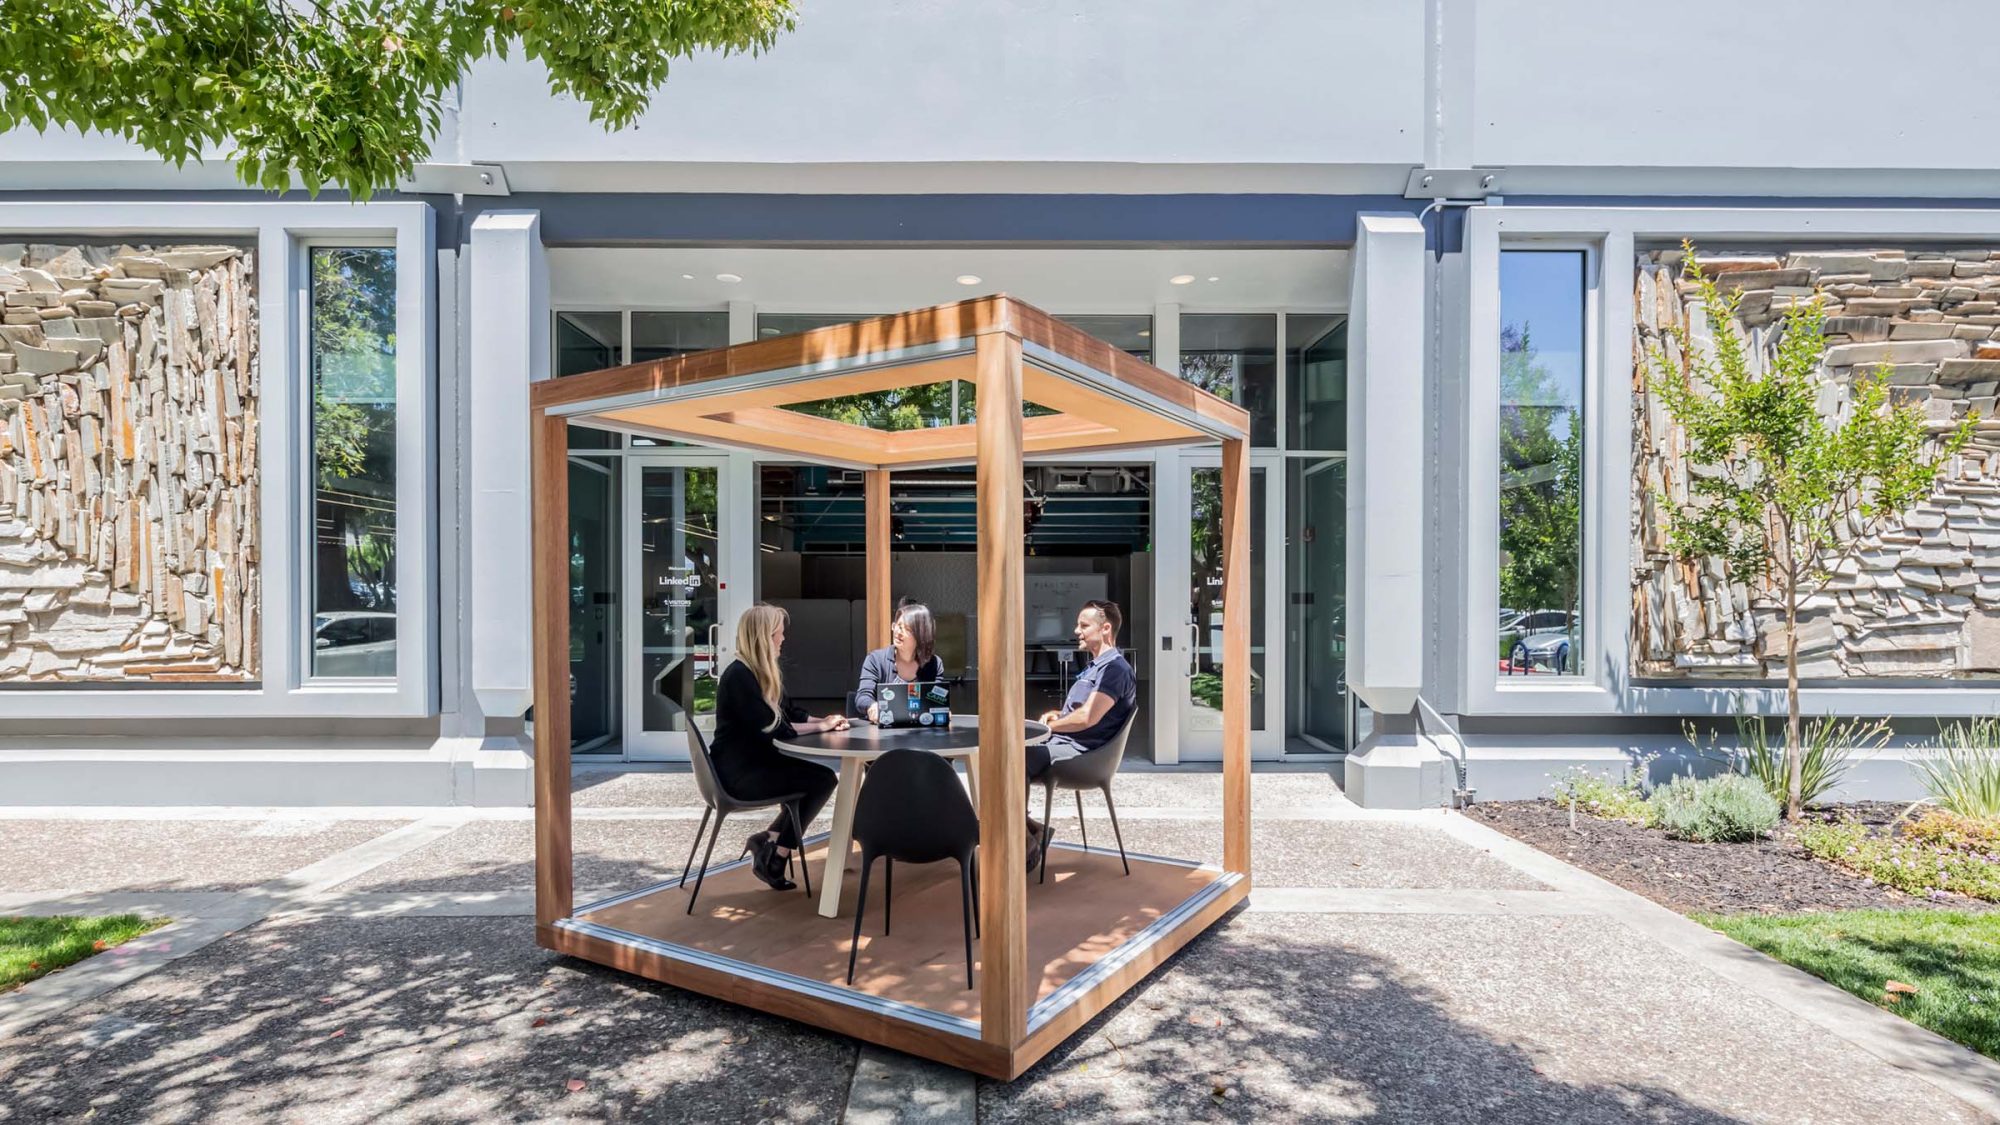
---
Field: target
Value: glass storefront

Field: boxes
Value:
[551,302,1349,761]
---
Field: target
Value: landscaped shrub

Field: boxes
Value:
[1725,713,1882,809]
[1798,821,2000,902]
[1646,774,1780,842]
[1548,766,1654,826]
[1916,718,2000,819]
[1903,810,2000,854]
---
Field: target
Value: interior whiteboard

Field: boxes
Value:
[1025,573,1108,643]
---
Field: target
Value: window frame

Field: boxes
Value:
[0,201,435,719]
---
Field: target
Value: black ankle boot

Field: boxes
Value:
[746,834,795,891]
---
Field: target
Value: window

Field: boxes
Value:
[1285,315,1345,452]
[1496,250,1587,678]
[632,311,728,364]
[1057,314,1154,363]
[1179,314,1277,446]
[309,247,398,678]
[556,311,621,377]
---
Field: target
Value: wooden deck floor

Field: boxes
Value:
[578,841,1221,1021]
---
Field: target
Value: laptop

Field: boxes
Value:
[877,681,951,727]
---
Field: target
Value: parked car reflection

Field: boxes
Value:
[313,611,396,677]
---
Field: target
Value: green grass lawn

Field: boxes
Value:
[1700,910,2000,1059]
[0,914,166,992]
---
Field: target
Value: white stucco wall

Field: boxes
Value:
[455,0,1425,179]
[1471,0,2000,174]
[4,2,1997,193]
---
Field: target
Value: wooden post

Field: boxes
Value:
[865,469,892,651]
[532,409,575,930]
[1220,437,1252,877]
[974,331,1028,1049]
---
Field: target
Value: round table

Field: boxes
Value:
[777,715,1051,918]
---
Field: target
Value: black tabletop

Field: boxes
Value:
[776,716,1050,757]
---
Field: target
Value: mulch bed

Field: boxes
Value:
[1466,799,1996,916]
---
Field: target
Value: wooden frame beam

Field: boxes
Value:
[865,469,892,652]
[974,330,1029,1049]
[532,410,574,928]
[1220,437,1252,875]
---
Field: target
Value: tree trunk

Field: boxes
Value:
[1783,570,1804,821]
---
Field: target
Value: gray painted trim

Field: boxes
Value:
[474,192,1419,247]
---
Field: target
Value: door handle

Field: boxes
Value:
[1187,620,1199,678]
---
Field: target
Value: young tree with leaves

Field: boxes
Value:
[0,1,796,198]
[1648,245,1978,819]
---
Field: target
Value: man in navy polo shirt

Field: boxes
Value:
[1025,599,1136,871]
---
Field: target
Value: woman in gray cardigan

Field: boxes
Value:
[855,601,945,722]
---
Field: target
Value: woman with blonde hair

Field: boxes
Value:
[710,603,846,890]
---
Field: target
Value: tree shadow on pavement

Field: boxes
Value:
[980,906,1754,1125]
[0,913,854,1124]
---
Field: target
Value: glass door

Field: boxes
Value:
[567,454,621,752]
[1172,453,1284,761]
[622,457,728,759]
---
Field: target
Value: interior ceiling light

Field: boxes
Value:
[1207,276,1221,282]
[759,327,781,337]
[681,273,695,280]
[715,272,743,284]
[1169,274,1195,285]
[956,274,982,286]
[1138,330,1151,338]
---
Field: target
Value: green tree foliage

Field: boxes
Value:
[1498,323,1584,637]
[0,1,797,198]
[310,248,393,489]
[1648,243,1978,819]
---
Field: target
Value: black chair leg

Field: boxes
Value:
[883,857,893,936]
[687,810,727,915]
[847,852,875,985]
[784,802,813,897]
[1076,790,1089,851]
[970,855,980,939]
[958,855,975,991]
[1102,785,1130,876]
[681,806,712,890]
[1038,780,1054,885]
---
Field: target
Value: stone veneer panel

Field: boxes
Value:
[0,241,259,682]
[1632,246,2000,681]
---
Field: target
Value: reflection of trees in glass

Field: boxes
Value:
[1178,354,1239,402]
[1498,323,1583,665]
[311,248,397,617]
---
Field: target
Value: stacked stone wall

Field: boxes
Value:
[1632,245,2000,681]
[0,241,259,682]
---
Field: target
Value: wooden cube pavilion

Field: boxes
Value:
[530,295,1252,1079]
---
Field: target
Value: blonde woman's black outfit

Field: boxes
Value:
[709,660,838,851]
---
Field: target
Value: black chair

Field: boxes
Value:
[680,721,812,914]
[845,748,981,990]
[1037,712,1137,883]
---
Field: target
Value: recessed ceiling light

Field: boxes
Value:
[681,273,694,280]
[1169,274,1195,285]
[956,274,982,286]
[715,273,742,284]
[1207,276,1221,282]
[1138,330,1151,338]
[759,327,781,337]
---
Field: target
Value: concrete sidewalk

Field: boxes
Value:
[2,774,1996,1123]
